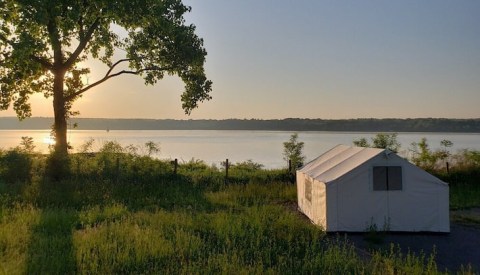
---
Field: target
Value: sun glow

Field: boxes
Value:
[43,136,56,145]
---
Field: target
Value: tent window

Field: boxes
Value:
[373,166,402,191]
[305,178,312,202]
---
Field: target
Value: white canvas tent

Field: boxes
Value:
[297,145,449,232]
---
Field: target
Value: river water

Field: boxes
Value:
[1,130,479,168]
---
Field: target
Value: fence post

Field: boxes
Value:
[225,159,229,182]
[76,157,81,176]
[446,161,450,174]
[116,157,120,182]
[103,158,109,177]
[174,158,178,175]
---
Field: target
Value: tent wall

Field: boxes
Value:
[296,171,313,219]
[298,146,450,233]
[312,179,327,229]
[328,153,449,232]
[330,160,389,232]
[296,172,327,229]
[296,171,305,213]
[385,156,449,232]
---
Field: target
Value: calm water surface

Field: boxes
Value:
[1,130,479,168]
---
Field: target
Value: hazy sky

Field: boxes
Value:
[3,0,480,119]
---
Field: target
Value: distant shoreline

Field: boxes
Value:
[1,117,480,133]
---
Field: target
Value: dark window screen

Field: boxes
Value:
[387,166,402,190]
[373,166,402,191]
[373,166,388,191]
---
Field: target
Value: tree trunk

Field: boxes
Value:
[53,71,68,156]
[48,70,70,180]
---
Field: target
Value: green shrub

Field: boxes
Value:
[230,160,264,172]
[283,133,305,170]
[353,133,401,152]
[0,149,33,183]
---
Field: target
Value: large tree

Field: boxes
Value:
[0,0,212,158]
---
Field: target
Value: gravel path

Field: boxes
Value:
[343,221,480,272]
[289,202,480,272]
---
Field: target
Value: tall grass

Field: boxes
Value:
[434,154,480,210]
[0,178,456,274]
[0,142,476,273]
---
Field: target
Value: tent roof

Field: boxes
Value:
[299,145,387,183]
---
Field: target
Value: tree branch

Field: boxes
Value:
[47,17,63,66]
[1,31,53,70]
[64,17,101,69]
[31,55,54,71]
[105,58,133,76]
[65,63,174,101]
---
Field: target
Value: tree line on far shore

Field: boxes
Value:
[1,117,480,132]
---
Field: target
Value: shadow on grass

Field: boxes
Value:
[25,179,78,274]
[22,173,215,273]
[25,208,78,273]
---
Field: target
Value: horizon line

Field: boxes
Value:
[1,116,480,121]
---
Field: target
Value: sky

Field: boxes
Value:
[3,0,480,119]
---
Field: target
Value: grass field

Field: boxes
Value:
[0,148,478,274]
[0,178,461,274]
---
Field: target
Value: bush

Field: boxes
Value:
[452,149,480,170]
[283,133,305,170]
[353,133,401,152]
[230,160,264,172]
[0,148,33,183]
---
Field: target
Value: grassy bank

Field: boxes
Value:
[0,145,478,273]
[1,177,453,274]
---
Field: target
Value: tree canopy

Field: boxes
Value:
[0,0,212,160]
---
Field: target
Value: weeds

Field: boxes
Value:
[364,217,391,246]
[0,139,478,274]
[1,173,460,274]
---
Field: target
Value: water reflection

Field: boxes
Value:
[1,130,479,169]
